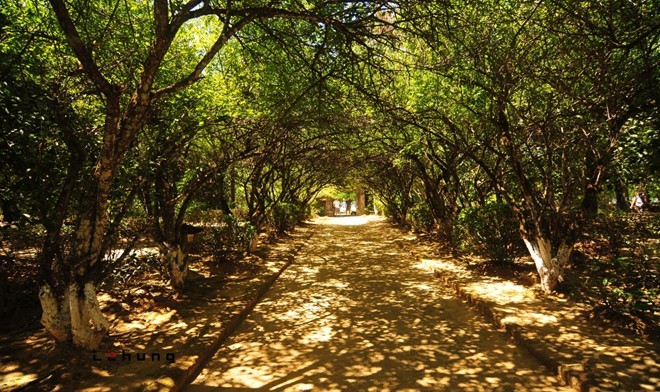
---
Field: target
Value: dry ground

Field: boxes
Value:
[4,215,649,391]
[187,216,568,391]
[0,224,316,391]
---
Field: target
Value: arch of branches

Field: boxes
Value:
[0,1,657,349]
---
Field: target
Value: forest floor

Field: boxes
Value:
[0,215,657,391]
[0,223,317,391]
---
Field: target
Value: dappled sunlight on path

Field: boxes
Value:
[189,217,568,391]
[426,255,659,390]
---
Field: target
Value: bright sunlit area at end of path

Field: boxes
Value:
[311,215,385,226]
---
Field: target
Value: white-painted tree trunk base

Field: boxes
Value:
[162,244,187,290]
[39,283,72,342]
[69,282,110,350]
[39,282,109,350]
[523,237,572,293]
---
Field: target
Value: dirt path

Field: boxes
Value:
[187,216,569,391]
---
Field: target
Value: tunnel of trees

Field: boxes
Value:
[0,1,658,350]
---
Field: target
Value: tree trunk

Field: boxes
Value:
[161,243,187,290]
[39,283,71,342]
[436,219,454,246]
[522,237,572,293]
[247,232,259,254]
[581,185,599,218]
[230,167,236,206]
[39,131,118,350]
[614,176,629,212]
[356,187,366,216]
[69,282,110,349]
[0,270,7,314]
[581,149,602,218]
[39,281,109,350]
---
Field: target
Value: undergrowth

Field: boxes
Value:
[571,212,659,337]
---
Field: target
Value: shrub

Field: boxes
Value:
[574,212,659,335]
[383,200,408,225]
[409,201,435,233]
[211,215,256,257]
[102,251,165,290]
[455,202,524,263]
[270,202,304,233]
[583,255,658,335]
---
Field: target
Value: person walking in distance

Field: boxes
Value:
[630,191,651,213]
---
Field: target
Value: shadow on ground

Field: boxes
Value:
[190,216,568,391]
[425,255,659,391]
[0,225,315,391]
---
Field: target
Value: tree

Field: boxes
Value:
[541,1,659,217]
[395,0,658,292]
[36,0,395,349]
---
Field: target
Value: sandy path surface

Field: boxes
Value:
[188,216,568,391]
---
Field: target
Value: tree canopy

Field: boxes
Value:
[0,0,658,349]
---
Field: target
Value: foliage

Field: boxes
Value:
[615,118,660,198]
[455,203,524,263]
[573,213,659,335]
[211,215,257,258]
[101,251,165,291]
[365,0,660,292]
[1,0,658,348]
[583,255,658,336]
[408,201,434,233]
[270,203,305,233]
